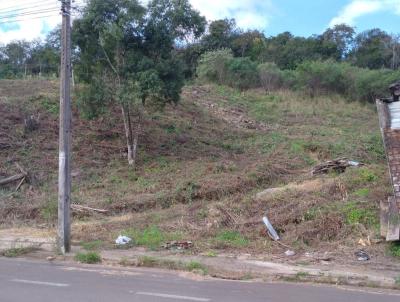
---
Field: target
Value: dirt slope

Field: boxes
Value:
[0,79,398,265]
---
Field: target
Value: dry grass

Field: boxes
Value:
[0,80,394,263]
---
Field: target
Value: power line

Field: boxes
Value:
[0,0,56,14]
[0,8,60,21]
[0,1,56,15]
[0,13,59,25]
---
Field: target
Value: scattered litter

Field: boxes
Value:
[304,251,333,261]
[358,237,371,247]
[355,250,370,261]
[311,158,363,175]
[262,216,280,241]
[284,250,296,257]
[115,235,132,245]
[162,241,193,250]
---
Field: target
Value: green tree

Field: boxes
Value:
[258,62,283,93]
[350,28,392,69]
[73,0,205,167]
[231,30,265,58]
[197,48,233,84]
[201,19,237,50]
[322,24,355,59]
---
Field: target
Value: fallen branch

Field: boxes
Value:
[0,173,26,186]
[71,204,108,214]
[15,177,26,192]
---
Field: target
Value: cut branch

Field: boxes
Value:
[0,174,26,186]
[71,204,109,214]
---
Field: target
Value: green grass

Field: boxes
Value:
[137,256,208,275]
[185,261,208,275]
[1,247,39,258]
[389,243,400,258]
[343,203,378,226]
[39,96,59,115]
[205,251,217,257]
[358,168,378,183]
[81,240,104,251]
[123,225,183,250]
[40,199,58,221]
[295,271,310,278]
[74,252,102,264]
[353,188,370,198]
[213,230,249,248]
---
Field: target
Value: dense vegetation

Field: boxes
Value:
[1,10,399,89]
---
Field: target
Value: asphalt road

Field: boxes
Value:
[0,258,399,302]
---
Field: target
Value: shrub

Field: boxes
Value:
[350,68,400,102]
[295,60,351,96]
[197,49,233,85]
[389,243,400,258]
[225,57,259,90]
[258,62,283,92]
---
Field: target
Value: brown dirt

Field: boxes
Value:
[0,80,397,268]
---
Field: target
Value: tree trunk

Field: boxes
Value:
[120,104,134,166]
[131,110,142,168]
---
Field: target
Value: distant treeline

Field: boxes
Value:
[1,17,399,100]
[197,48,400,102]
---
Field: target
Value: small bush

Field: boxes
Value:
[295,60,351,96]
[226,57,259,90]
[258,62,283,92]
[74,252,102,264]
[389,243,400,258]
[197,49,233,85]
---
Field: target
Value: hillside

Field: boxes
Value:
[0,79,398,264]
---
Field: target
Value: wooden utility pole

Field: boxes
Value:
[58,0,72,254]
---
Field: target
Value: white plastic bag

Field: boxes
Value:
[115,235,132,245]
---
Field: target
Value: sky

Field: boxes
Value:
[0,0,400,44]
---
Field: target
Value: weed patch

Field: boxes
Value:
[213,230,249,248]
[81,240,104,251]
[1,247,39,258]
[389,243,400,258]
[74,252,102,264]
[343,203,377,226]
[123,225,183,250]
[186,261,208,275]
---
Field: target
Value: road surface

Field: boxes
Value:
[0,257,399,302]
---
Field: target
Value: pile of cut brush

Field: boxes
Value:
[311,158,362,175]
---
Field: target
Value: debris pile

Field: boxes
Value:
[162,241,193,250]
[311,158,361,175]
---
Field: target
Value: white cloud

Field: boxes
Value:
[0,0,85,44]
[329,0,400,27]
[0,0,274,44]
[189,0,274,30]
